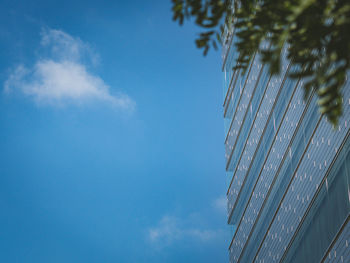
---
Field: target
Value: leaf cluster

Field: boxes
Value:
[172,0,231,55]
[172,0,350,126]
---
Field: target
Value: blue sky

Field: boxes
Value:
[0,1,227,262]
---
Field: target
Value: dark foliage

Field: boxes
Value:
[172,0,350,126]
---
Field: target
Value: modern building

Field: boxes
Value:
[222,28,350,262]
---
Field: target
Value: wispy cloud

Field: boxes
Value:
[148,216,183,245]
[147,196,228,249]
[39,29,98,64]
[212,195,227,214]
[4,28,135,110]
[147,214,224,249]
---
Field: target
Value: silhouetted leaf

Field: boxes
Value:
[171,0,350,126]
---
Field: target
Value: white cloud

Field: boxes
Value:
[212,196,227,214]
[148,216,182,245]
[40,28,99,65]
[147,197,229,249]
[4,28,134,110]
[147,215,223,249]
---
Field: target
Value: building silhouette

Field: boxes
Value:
[222,30,350,263]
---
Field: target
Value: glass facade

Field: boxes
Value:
[222,35,350,263]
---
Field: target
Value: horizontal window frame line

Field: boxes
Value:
[225,67,271,172]
[224,42,274,144]
[223,67,240,109]
[224,53,256,117]
[224,47,273,146]
[236,90,317,263]
[228,74,299,250]
[249,115,323,263]
[223,68,242,117]
[224,57,259,142]
[279,128,350,263]
[320,215,350,263]
[222,27,236,71]
[227,62,293,223]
